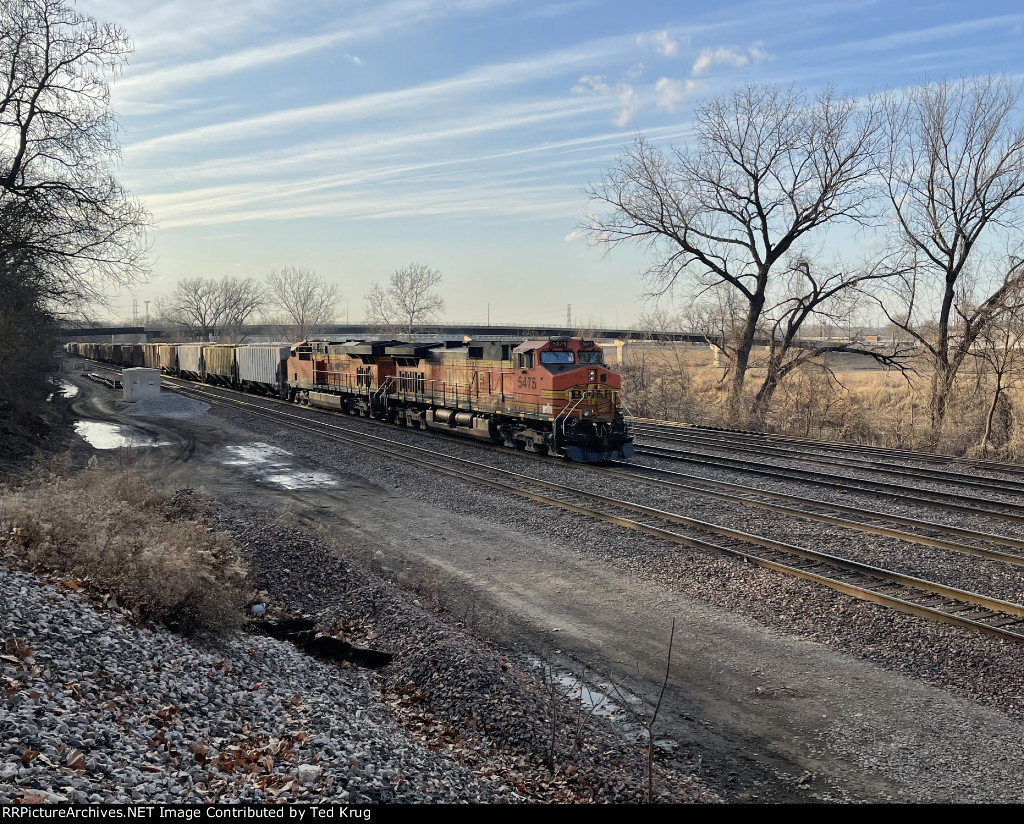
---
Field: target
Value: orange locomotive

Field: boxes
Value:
[288,336,634,463]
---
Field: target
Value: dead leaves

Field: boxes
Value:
[2,637,34,665]
[20,749,64,771]
[145,704,179,727]
[13,793,47,805]
[212,735,297,778]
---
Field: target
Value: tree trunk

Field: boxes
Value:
[981,373,1005,456]
[928,363,954,444]
[726,296,764,426]
[751,371,778,422]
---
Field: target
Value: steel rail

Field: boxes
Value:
[627,416,1024,476]
[598,464,1024,566]
[633,443,1024,524]
[630,424,1024,495]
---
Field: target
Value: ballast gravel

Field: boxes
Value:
[0,566,499,804]
[172,490,717,805]
[124,393,210,419]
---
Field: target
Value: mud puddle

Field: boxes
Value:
[73,421,174,450]
[217,443,339,490]
[527,655,680,753]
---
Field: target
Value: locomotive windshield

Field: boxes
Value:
[540,351,575,365]
[577,351,603,364]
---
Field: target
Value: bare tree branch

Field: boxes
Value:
[364,262,445,336]
[265,266,339,340]
[0,0,151,311]
[583,85,882,422]
[877,75,1024,436]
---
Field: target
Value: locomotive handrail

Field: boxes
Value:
[552,390,592,455]
[373,376,396,417]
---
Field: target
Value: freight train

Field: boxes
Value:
[66,337,634,463]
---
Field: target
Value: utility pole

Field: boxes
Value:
[144,301,150,326]
[132,297,138,325]
[567,303,572,327]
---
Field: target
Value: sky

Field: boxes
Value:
[79,0,1024,328]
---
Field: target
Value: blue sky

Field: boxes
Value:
[83,0,1024,327]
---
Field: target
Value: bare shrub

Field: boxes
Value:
[0,457,249,634]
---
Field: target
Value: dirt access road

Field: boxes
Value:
[64,373,1024,803]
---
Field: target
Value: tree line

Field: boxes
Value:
[157,267,338,342]
[585,77,1024,447]
[155,261,445,341]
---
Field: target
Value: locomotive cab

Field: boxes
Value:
[511,338,633,462]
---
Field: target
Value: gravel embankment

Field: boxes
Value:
[0,491,717,805]
[173,490,718,804]
[0,567,501,804]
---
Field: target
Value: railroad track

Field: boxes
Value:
[602,462,1024,567]
[628,416,1024,477]
[78,362,1024,559]
[109,374,1024,644]
[631,442,1024,525]
[630,423,1024,495]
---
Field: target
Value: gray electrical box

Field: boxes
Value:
[123,368,160,402]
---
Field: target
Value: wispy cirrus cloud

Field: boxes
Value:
[117,29,357,99]
[139,119,698,229]
[691,42,768,75]
[125,31,674,155]
[135,95,620,184]
[113,0,516,100]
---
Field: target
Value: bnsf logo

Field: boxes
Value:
[569,389,615,400]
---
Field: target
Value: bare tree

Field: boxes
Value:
[972,292,1024,455]
[749,255,899,418]
[0,1,148,456]
[163,276,265,341]
[365,262,445,336]
[164,278,222,340]
[0,0,150,310]
[875,76,1024,437]
[265,267,339,340]
[218,276,266,341]
[583,85,882,422]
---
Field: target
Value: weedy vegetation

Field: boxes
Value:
[0,454,250,634]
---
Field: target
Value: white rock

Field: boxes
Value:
[296,764,321,787]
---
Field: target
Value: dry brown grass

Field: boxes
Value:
[618,342,1024,459]
[0,454,250,634]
